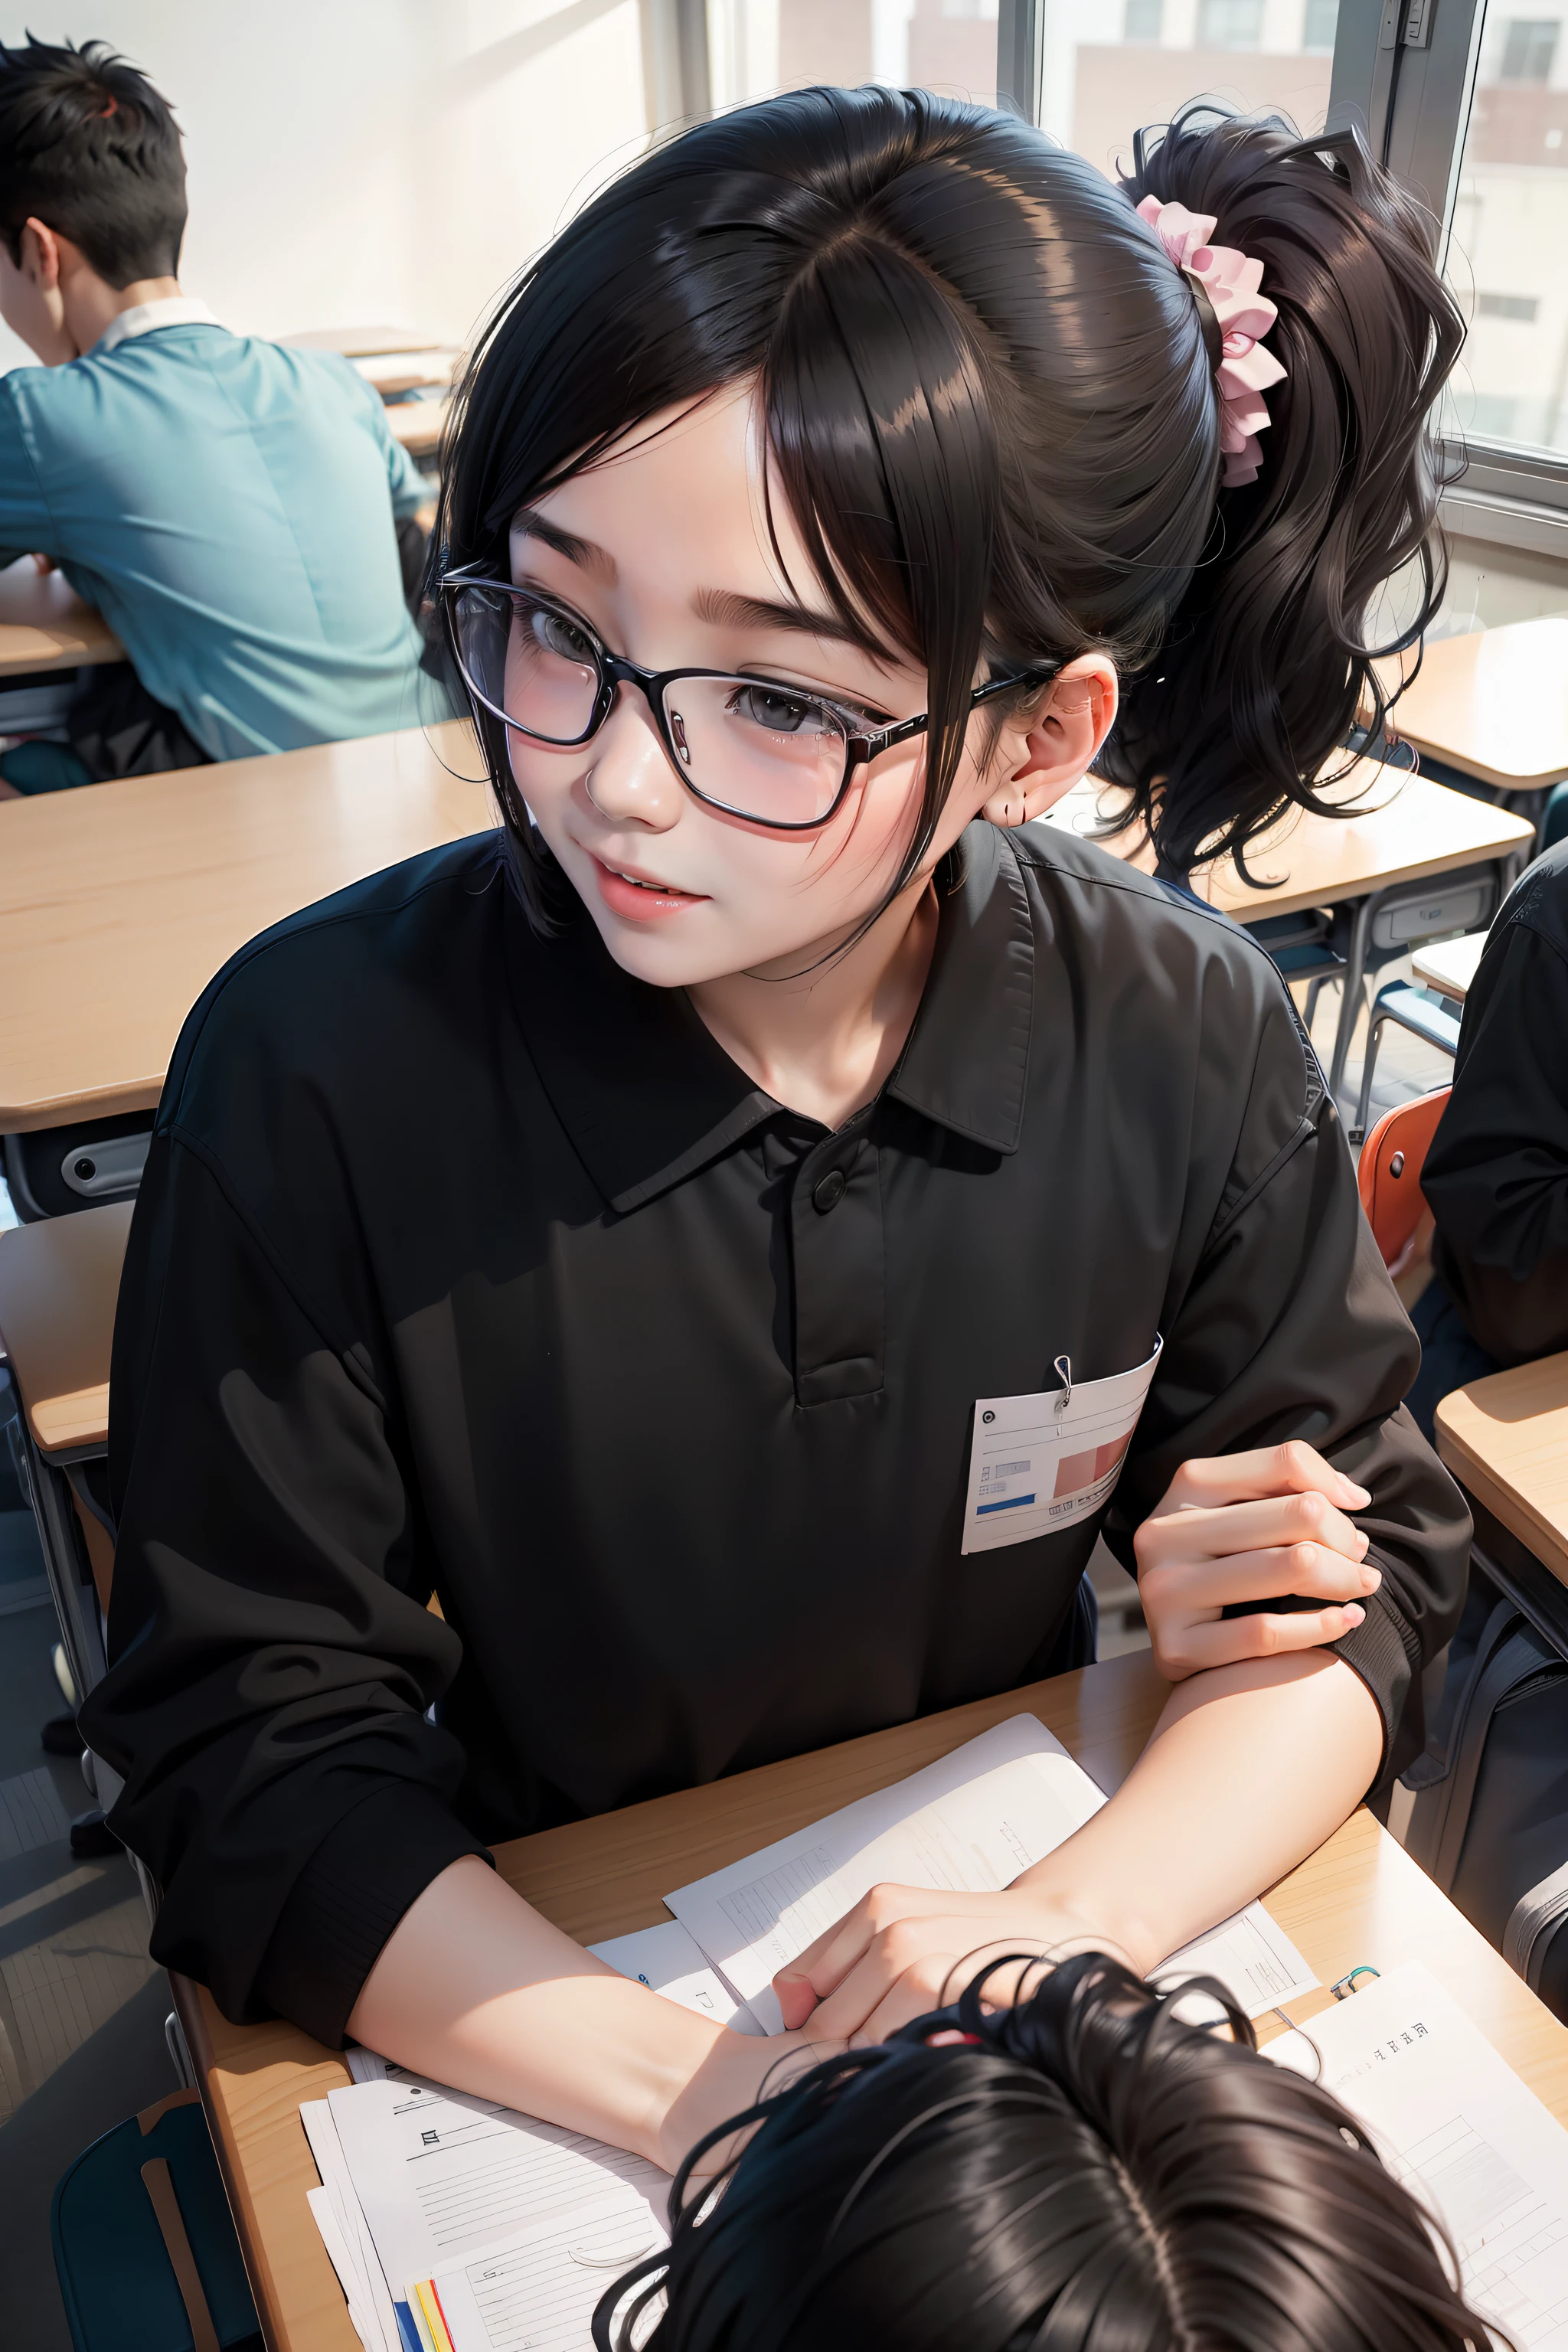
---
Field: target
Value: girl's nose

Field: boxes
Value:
[581,684,684,830]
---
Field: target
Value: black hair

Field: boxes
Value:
[596,1952,1498,2352]
[0,36,186,287]
[435,84,1462,912]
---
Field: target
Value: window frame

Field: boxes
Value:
[998,0,1568,548]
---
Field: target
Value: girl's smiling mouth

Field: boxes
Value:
[589,852,710,920]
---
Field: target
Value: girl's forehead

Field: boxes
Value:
[513,385,810,603]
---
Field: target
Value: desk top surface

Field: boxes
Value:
[1436,1348,1568,1587]
[1411,929,1488,999]
[177,1650,1568,2352]
[1383,620,1568,790]
[1045,764,1534,922]
[0,557,124,678]
[386,399,449,453]
[0,720,495,1132]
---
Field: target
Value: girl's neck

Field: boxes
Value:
[686,877,940,1131]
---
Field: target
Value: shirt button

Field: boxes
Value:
[812,1168,847,1213]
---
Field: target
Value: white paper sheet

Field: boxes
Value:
[301,2095,408,2352]
[326,2074,670,2299]
[665,1713,1315,2031]
[588,1919,766,2034]
[1271,1962,1568,2347]
[414,2194,664,2352]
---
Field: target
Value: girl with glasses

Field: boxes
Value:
[89,90,1470,2189]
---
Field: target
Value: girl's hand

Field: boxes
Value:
[773,1883,1112,2041]
[1135,1440,1380,1681]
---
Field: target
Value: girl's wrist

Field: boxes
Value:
[652,2023,821,2177]
[1011,1873,1161,1979]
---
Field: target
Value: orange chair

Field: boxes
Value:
[1357,1085,1450,1276]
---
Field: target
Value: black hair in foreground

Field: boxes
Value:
[594,1952,1499,2352]
[435,84,1462,903]
[0,35,186,287]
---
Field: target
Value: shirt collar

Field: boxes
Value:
[505,818,1036,1215]
[92,296,221,358]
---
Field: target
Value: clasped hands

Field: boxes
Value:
[773,1439,1380,2043]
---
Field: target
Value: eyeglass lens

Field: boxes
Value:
[452,583,853,826]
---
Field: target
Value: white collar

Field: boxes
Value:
[92,296,221,358]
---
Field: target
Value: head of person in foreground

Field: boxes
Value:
[596,1951,1498,2352]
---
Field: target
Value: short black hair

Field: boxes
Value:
[0,36,186,286]
[598,1952,1499,2352]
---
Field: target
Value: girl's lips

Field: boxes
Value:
[590,854,709,921]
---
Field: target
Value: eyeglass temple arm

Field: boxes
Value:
[848,668,1060,764]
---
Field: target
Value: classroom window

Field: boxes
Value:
[1498,17,1560,77]
[1038,0,1334,183]
[1443,3,1568,456]
[707,0,998,108]
[1302,0,1338,51]
[1195,0,1264,45]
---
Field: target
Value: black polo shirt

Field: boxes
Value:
[83,820,1470,2046]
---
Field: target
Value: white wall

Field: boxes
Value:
[0,0,652,370]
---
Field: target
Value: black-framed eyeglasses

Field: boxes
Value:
[439,570,1060,833]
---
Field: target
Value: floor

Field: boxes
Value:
[0,946,1455,2342]
[0,1534,178,2350]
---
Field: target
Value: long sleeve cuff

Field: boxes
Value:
[255,1784,490,2049]
[1330,1581,1421,1786]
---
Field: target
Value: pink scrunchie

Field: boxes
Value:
[1136,195,1289,488]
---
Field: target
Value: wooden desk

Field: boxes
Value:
[0,720,495,1132]
[386,399,449,457]
[1383,621,1568,794]
[281,328,442,361]
[0,556,124,678]
[175,1649,1568,2352]
[1047,763,1535,923]
[1436,1350,1568,1589]
[353,351,459,400]
[1412,930,1488,1001]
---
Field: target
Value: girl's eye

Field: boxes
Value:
[727,683,834,737]
[528,606,597,665]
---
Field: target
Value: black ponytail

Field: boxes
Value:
[1106,108,1465,880]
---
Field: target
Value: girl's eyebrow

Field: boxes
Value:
[694,585,890,662]
[512,508,616,582]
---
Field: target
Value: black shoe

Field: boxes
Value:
[41,1713,81,1756]
[69,1808,120,1858]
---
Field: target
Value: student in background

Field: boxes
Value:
[1409,836,1568,1438]
[0,37,439,795]
[596,1954,1494,2352]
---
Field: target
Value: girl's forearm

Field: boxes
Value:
[1015,1652,1384,1973]
[345,1854,798,2170]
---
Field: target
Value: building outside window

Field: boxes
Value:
[1037,0,1336,187]
[708,0,998,109]
[1445,4,1568,455]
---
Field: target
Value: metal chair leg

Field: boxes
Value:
[1328,897,1376,1106]
[1354,1010,1389,1142]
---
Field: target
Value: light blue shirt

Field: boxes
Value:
[0,303,443,760]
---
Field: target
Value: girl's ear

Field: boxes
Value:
[980,655,1119,828]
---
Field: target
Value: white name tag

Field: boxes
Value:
[960,1338,1164,1553]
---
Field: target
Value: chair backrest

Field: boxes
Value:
[1357,1086,1451,1269]
[0,1200,132,1456]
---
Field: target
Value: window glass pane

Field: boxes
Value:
[1443,2,1568,456]
[1039,0,1334,185]
[706,0,997,111]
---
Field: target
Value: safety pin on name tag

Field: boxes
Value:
[1053,1355,1073,1414]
